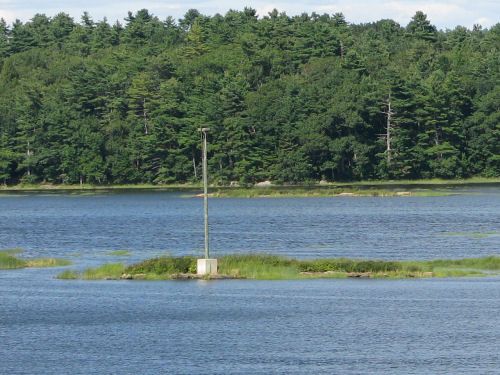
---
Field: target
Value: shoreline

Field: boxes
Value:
[0,177,498,197]
[3,250,499,281]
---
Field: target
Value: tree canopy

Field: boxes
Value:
[0,9,498,185]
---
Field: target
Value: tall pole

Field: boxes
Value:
[201,128,210,259]
[196,127,217,275]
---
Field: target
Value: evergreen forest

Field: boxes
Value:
[0,9,498,185]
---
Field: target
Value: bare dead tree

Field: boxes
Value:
[382,93,395,165]
[143,97,149,135]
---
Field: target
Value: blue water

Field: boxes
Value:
[1,187,499,374]
[1,187,499,263]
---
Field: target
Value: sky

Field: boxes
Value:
[0,0,498,30]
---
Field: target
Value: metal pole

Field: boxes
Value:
[201,128,210,259]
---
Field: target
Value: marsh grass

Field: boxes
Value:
[441,231,499,239]
[55,254,500,280]
[1,248,24,255]
[108,250,132,256]
[83,263,126,280]
[0,249,71,269]
[213,187,453,198]
[26,258,72,267]
[424,256,500,270]
[0,250,27,269]
[218,254,500,279]
[124,256,197,275]
[297,258,402,273]
[1,183,200,191]
[219,254,300,279]
[56,270,79,279]
[2,177,499,192]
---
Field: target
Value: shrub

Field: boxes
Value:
[125,256,197,275]
[297,258,402,273]
[0,251,27,269]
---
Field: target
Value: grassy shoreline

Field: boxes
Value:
[1,177,498,198]
[212,188,452,198]
[56,254,500,281]
[1,177,499,192]
[0,249,71,269]
[0,183,201,192]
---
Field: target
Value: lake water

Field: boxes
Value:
[1,186,499,374]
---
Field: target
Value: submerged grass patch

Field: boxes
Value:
[108,250,132,256]
[57,270,79,280]
[26,258,72,267]
[0,249,71,270]
[424,256,500,270]
[441,231,499,239]
[57,254,500,281]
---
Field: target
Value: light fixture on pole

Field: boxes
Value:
[197,127,217,275]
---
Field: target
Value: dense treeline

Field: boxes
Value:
[0,9,498,185]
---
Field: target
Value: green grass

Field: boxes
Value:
[108,250,132,256]
[0,248,24,255]
[0,249,71,270]
[57,263,126,280]
[344,177,500,186]
[124,256,197,275]
[441,231,499,239]
[0,182,201,191]
[1,177,498,192]
[219,254,300,279]
[26,258,72,267]
[56,270,80,280]
[0,250,27,269]
[212,187,454,198]
[423,256,500,270]
[56,254,500,281]
[82,263,126,280]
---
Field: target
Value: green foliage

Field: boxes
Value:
[425,256,500,270]
[0,10,498,185]
[0,249,71,269]
[56,269,79,279]
[26,258,72,267]
[297,258,402,273]
[108,250,132,256]
[56,254,500,280]
[219,253,299,279]
[124,256,197,275]
[0,250,27,269]
[83,263,125,279]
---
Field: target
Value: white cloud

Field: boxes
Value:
[315,1,470,27]
[0,8,32,22]
[255,4,279,17]
[473,16,494,27]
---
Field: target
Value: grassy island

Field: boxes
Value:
[211,187,452,198]
[0,249,71,269]
[56,254,500,281]
[1,178,499,195]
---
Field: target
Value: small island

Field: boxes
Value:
[54,253,500,281]
[0,249,71,269]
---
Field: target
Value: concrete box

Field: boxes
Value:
[197,258,218,275]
